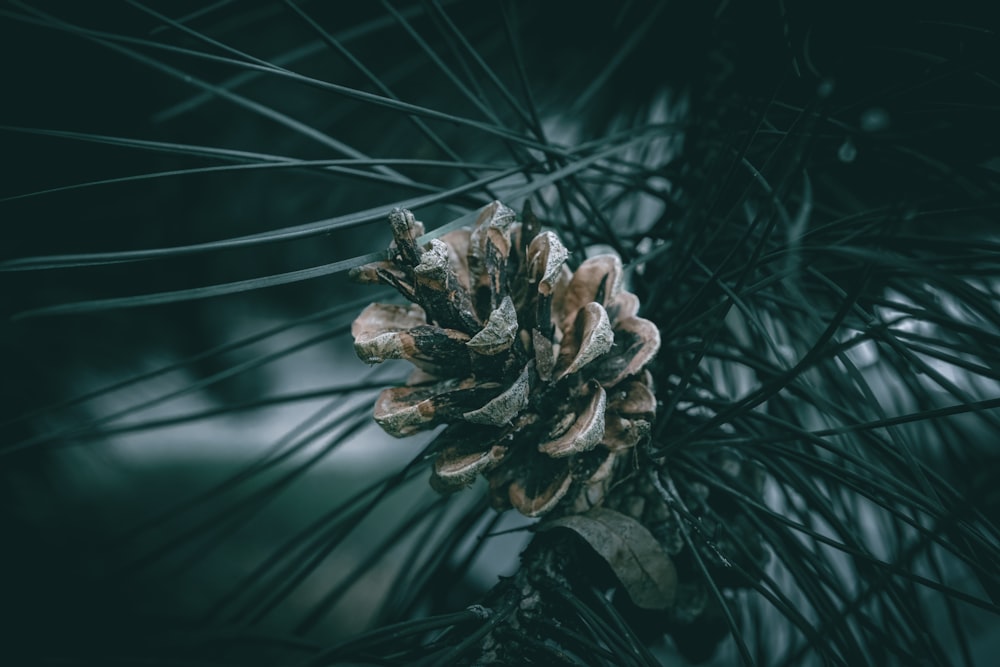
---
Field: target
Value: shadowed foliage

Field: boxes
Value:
[2,1,999,665]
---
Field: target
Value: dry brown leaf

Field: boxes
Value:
[539,506,677,610]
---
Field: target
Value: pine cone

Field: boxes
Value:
[350,201,660,516]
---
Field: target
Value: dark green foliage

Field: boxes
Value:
[2,1,999,665]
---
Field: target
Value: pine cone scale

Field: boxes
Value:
[538,382,607,458]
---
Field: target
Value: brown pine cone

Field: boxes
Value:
[350,201,660,516]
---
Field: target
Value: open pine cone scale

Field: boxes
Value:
[351,201,661,516]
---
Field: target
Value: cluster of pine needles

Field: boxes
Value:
[2,1,999,665]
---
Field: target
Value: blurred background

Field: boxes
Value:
[2,1,999,665]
